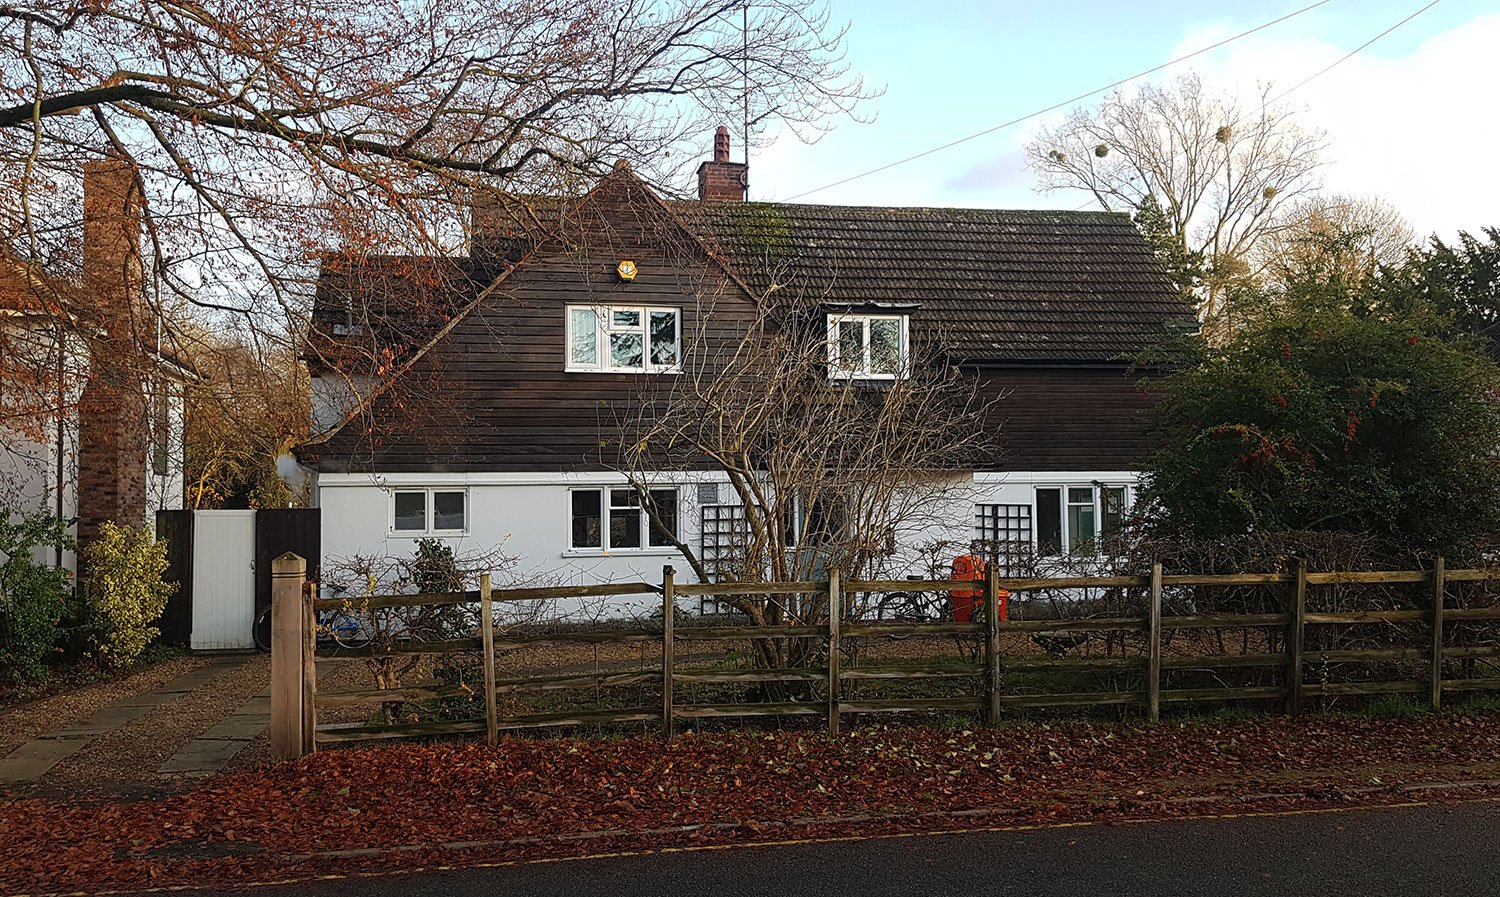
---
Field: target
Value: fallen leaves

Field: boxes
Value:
[3,711,1500,894]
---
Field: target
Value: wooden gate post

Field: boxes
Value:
[1287,559,1307,716]
[984,563,1001,726]
[301,581,316,755]
[1430,556,1446,710]
[480,573,498,745]
[661,566,675,740]
[270,552,307,762]
[1147,562,1163,723]
[827,568,842,737]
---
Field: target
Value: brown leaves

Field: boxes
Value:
[4,712,1500,893]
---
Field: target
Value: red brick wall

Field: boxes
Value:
[76,158,150,547]
[696,160,747,202]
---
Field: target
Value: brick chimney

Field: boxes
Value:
[696,126,747,201]
[76,157,151,547]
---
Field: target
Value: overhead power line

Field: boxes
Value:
[783,0,1339,202]
[1269,0,1443,104]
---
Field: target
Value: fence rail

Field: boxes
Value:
[265,554,1500,759]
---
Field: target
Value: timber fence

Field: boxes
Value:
[267,553,1500,760]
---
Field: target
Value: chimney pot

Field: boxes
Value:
[714,126,731,163]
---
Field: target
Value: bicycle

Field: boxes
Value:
[252,601,373,653]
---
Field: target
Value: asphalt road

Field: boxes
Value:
[192,799,1500,897]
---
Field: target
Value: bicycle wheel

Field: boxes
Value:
[328,611,372,650]
[252,605,272,654]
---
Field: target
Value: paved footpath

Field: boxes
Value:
[0,658,251,785]
[158,691,270,777]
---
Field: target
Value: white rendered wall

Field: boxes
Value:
[317,469,1142,619]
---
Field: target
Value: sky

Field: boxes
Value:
[747,0,1497,241]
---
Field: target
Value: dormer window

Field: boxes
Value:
[827,312,909,379]
[567,305,681,373]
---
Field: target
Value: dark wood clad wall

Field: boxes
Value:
[312,173,759,473]
[309,170,1167,475]
[973,366,1161,471]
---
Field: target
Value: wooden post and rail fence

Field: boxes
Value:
[268,552,1500,761]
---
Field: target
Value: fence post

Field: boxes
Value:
[984,563,1001,726]
[1147,562,1163,723]
[1287,559,1307,716]
[480,573,498,745]
[827,568,841,737]
[301,581,317,756]
[661,566,675,740]
[1430,556,1446,710]
[270,552,307,762]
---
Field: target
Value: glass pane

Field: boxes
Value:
[838,319,865,372]
[648,489,678,546]
[571,490,602,548]
[611,309,641,328]
[869,319,901,375]
[650,311,679,366]
[610,488,638,509]
[1068,503,1097,554]
[433,491,465,530]
[1067,487,1093,504]
[1101,487,1126,535]
[1036,488,1062,556]
[393,492,426,531]
[610,332,643,369]
[610,500,642,548]
[569,307,597,365]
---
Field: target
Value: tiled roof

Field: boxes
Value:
[674,202,1192,362]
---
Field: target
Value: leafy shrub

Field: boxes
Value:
[0,512,74,684]
[78,523,175,668]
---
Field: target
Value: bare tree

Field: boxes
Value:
[617,285,993,671]
[1026,72,1324,321]
[0,0,870,426]
[1254,193,1416,289]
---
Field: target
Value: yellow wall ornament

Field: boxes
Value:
[616,259,638,281]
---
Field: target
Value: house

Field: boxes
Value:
[298,129,1191,604]
[0,159,195,572]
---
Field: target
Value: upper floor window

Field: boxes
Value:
[567,305,681,373]
[827,313,908,379]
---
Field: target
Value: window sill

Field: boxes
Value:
[388,531,469,539]
[562,548,681,559]
[564,366,682,375]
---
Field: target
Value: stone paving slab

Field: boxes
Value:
[0,737,91,784]
[157,738,249,776]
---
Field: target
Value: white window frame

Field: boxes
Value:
[389,488,469,536]
[1035,484,1131,556]
[568,486,680,552]
[826,312,909,380]
[565,305,682,374]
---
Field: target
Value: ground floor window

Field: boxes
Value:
[1034,484,1129,556]
[570,487,678,550]
[974,503,1033,555]
[391,488,467,534]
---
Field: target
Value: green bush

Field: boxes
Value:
[79,522,175,668]
[0,512,74,684]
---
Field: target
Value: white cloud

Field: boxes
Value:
[1169,11,1500,240]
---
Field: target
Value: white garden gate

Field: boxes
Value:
[188,510,256,650]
